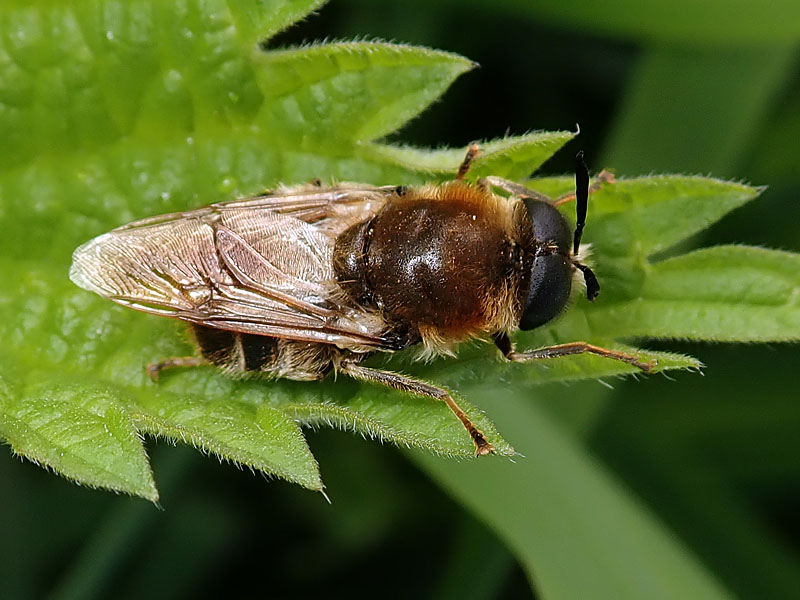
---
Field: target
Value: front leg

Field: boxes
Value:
[492,332,655,372]
[554,169,616,206]
[456,143,481,180]
[480,169,616,206]
[480,176,554,203]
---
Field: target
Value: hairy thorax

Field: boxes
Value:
[333,182,531,353]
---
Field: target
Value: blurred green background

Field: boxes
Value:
[2,1,799,598]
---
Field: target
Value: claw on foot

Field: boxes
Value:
[146,362,162,382]
[474,435,495,457]
[637,359,658,373]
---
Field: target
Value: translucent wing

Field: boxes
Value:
[70,184,396,350]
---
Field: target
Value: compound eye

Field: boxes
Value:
[519,253,573,331]
[523,199,571,254]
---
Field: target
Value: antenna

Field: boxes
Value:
[572,151,600,302]
[573,150,589,255]
[576,263,600,301]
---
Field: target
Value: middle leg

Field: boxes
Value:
[493,332,655,372]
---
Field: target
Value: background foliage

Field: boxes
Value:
[2,1,800,599]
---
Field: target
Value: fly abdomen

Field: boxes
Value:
[190,324,279,374]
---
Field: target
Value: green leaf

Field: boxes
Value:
[588,245,800,341]
[254,41,476,146]
[590,177,758,254]
[128,385,323,491]
[365,130,576,180]
[0,371,157,502]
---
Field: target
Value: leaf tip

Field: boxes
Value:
[304,472,326,493]
[143,485,160,504]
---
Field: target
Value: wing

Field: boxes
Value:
[70,184,396,350]
[116,182,398,231]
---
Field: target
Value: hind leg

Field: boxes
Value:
[340,360,494,456]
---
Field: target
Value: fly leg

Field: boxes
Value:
[554,169,615,206]
[147,357,207,381]
[493,332,655,372]
[484,169,614,206]
[480,176,554,203]
[339,361,494,456]
[456,143,481,180]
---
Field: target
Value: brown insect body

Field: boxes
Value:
[334,182,531,355]
[70,148,652,456]
[178,182,531,380]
